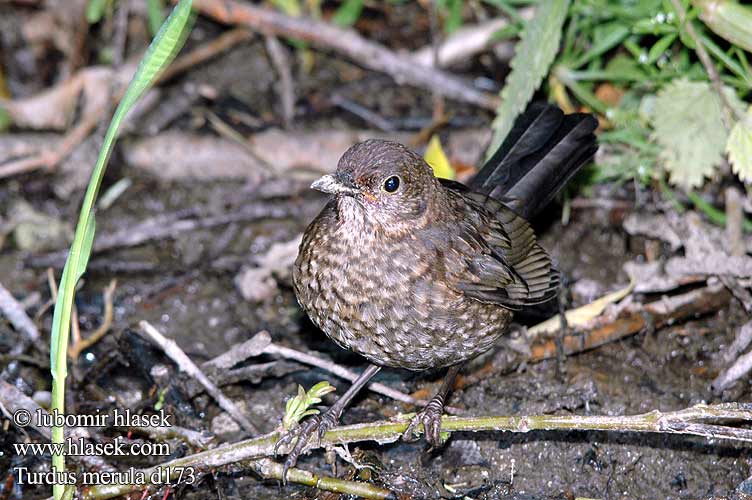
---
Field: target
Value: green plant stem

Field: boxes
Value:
[80,403,752,499]
[554,65,609,115]
[687,191,752,232]
[48,3,194,499]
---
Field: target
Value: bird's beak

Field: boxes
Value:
[310,174,360,196]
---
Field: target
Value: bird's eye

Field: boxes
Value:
[382,175,401,193]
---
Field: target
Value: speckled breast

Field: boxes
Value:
[292,205,513,371]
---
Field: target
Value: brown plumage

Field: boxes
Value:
[279,104,598,478]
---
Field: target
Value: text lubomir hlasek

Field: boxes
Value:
[34,409,173,428]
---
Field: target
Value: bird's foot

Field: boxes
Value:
[275,410,339,483]
[402,395,447,448]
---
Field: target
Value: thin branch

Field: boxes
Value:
[80,402,752,499]
[138,321,260,434]
[190,0,500,110]
[68,279,117,360]
[0,281,41,356]
[29,198,314,269]
[528,281,730,361]
[670,0,743,127]
[249,458,395,500]
[0,28,253,180]
[263,342,432,408]
[264,35,295,127]
[158,28,254,83]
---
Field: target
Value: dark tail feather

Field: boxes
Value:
[470,103,599,220]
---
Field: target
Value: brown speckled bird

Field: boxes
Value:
[279,103,598,476]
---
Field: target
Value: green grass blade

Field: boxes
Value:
[486,0,571,159]
[147,0,167,36]
[49,2,194,498]
[332,0,364,27]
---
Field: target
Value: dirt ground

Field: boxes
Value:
[1,5,752,500]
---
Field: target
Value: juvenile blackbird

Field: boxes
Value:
[280,103,598,476]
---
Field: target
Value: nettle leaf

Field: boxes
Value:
[650,78,744,189]
[486,0,570,159]
[727,106,752,183]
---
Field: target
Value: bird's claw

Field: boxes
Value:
[402,397,446,448]
[277,411,339,484]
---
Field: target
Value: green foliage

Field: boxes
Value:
[333,0,364,27]
[727,106,752,183]
[486,0,571,159]
[437,0,464,34]
[283,381,337,430]
[147,0,166,36]
[527,0,752,188]
[649,78,743,188]
[49,2,194,498]
[86,0,110,24]
[694,0,752,53]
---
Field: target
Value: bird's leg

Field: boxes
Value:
[277,364,381,482]
[403,363,462,447]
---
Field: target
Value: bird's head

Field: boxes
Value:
[311,139,442,233]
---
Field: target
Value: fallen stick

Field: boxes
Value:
[528,282,730,361]
[0,27,253,180]
[412,10,534,68]
[0,281,41,356]
[453,282,730,391]
[29,198,315,269]
[139,321,260,434]
[190,0,501,110]
[80,402,752,499]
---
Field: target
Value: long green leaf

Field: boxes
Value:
[486,0,571,159]
[49,2,194,498]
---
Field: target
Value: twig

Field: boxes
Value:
[0,28,253,180]
[457,283,730,390]
[713,320,752,392]
[263,342,429,408]
[726,186,745,257]
[249,458,395,500]
[721,320,752,365]
[205,332,436,408]
[0,281,41,356]
[0,110,103,179]
[138,320,260,434]
[527,282,729,362]
[669,0,743,128]
[158,28,254,83]
[68,279,117,360]
[190,0,500,110]
[264,35,295,127]
[80,402,752,499]
[127,424,214,450]
[29,199,314,269]
[411,12,533,67]
[203,331,272,372]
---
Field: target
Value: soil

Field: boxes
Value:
[1,7,750,500]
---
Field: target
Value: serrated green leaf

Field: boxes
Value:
[486,0,571,159]
[650,78,744,188]
[727,106,752,183]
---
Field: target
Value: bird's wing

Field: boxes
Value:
[444,184,559,310]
